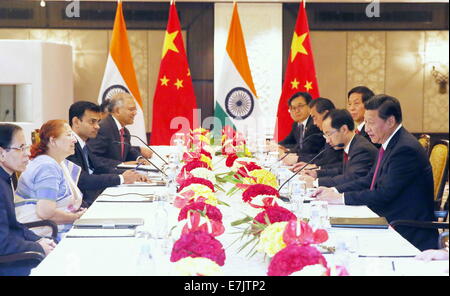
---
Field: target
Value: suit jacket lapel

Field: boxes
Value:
[377,127,403,183]
[75,142,88,171]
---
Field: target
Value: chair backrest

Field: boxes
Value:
[31,129,40,145]
[438,231,448,250]
[418,134,431,156]
[429,140,449,205]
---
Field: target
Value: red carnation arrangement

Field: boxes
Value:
[181,160,210,173]
[170,231,226,266]
[178,202,223,223]
[254,206,296,225]
[178,177,215,193]
[242,184,279,203]
[267,244,327,276]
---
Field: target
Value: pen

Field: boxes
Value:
[391,261,396,272]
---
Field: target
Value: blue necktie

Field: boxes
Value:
[82,145,93,174]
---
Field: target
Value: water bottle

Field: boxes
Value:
[152,198,169,239]
[135,226,154,275]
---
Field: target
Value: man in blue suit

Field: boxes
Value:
[313,95,438,251]
[68,101,148,206]
[0,124,55,276]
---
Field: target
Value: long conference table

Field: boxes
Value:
[31,146,449,276]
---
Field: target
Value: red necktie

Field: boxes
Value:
[355,129,361,135]
[370,147,385,190]
[120,128,125,160]
[343,152,349,164]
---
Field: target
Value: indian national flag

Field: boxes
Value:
[214,2,262,136]
[98,0,147,144]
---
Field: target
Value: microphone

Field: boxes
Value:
[130,134,168,165]
[113,141,168,177]
[277,143,345,193]
[278,133,323,161]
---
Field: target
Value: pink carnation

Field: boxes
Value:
[178,202,223,223]
[178,177,215,193]
[254,206,296,225]
[170,231,226,266]
[267,244,327,276]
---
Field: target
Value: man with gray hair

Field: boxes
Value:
[87,92,153,169]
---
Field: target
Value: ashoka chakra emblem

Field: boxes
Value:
[101,84,130,102]
[225,87,254,120]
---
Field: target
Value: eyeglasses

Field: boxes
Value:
[323,130,338,139]
[6,145,31,152]
[289,104,308,112]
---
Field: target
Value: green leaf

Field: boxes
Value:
[230,216,253,226]
[238,236,258,253]
[217,200,230,207]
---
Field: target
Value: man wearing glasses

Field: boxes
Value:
[300,109,377,188]
[278,92,325,164]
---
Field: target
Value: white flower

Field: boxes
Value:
[290,264,328,276]
[190,167,216,184]
[171,257,222,276]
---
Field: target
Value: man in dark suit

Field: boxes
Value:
[291,97,343,171]
[314,95,438,251]
[301,109,378,188]
[0,123,55,276]
[68,101,147,206]
[278,92,325,164]
[87,93,153,169]
[347,86,380,148]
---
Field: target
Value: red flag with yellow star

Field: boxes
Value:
[151,1,198,145]
[274,1,319,141]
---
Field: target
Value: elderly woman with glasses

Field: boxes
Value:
[0,123,56,276]
[15,120,86,239]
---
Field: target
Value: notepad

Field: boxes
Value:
[330,217,389,229]
[66,228,136,238]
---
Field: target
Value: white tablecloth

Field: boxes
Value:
[31,146,449,276]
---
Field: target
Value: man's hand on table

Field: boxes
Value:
[312,186,345,205]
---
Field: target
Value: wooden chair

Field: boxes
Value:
[418,134,431,156]
[429,140,449,220]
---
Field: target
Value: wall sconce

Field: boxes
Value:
[431,66,449,94]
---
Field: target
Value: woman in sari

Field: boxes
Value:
[15,120,86,239]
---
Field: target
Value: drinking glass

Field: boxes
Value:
[309,200,330,229]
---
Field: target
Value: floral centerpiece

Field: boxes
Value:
[170,230,226,266]
[177,201,225,237]
[266,219,350,276]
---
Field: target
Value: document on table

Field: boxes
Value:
[65,228,136,238]
[96,193,157,202]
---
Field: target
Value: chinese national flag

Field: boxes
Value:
[274,1,319,142]
[151,1,198,145]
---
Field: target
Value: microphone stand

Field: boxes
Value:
[277,143,344,194]
[130,134,169,165]
[278,133,323,162]
[113,141,168,177]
